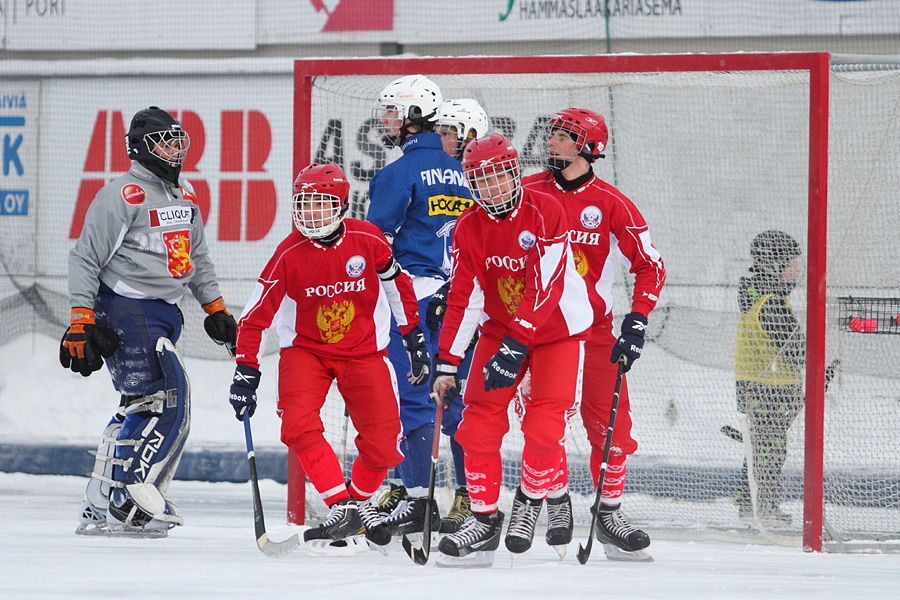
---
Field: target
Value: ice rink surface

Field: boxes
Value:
[2,472,898,600]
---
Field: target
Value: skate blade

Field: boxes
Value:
[305,535,369,556]
[551,543,568,560]
[602,543,654,562]
[435,550,495,568]
[366,538,390,556]
[76,522,169,538]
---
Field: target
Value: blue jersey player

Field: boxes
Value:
[367,75,473,535]
[427,98,490,533]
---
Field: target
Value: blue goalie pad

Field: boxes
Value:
[109,337,190,526]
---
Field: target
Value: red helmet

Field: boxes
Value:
[461,133,521,216]
[292,163,351,239]
[541,108,608,171]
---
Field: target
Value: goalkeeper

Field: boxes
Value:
[734,230,806,526]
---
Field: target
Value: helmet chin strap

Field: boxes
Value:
[140,160,181,187]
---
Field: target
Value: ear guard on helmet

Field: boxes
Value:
[540,108,608,171]
[372,75,443,148]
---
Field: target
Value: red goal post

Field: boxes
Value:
[291,53,834,550]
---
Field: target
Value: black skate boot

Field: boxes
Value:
[594,503,653,562]
[437,510,505,567]
[439,487,472,534]
[357,497,392,546]
[303,499,364,543]
[504,488,543,554]
[545,492,573,548]
[374,483,408,517]
[383,496,441,536]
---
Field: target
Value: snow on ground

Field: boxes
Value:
[2,472,899,600]
[3,333,900,598]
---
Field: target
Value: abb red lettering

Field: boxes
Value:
[70,111,130,238]
[173,110,210,223]
[218,110,276,242]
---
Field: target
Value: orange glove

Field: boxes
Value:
[59,308,120,377]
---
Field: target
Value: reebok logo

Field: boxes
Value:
[234,371,257,385]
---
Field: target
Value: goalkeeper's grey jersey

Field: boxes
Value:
[68,162,222,310]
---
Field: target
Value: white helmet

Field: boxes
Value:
[435,99,490,160]
[372,74,443,148]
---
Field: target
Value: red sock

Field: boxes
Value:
[547,448,568,498]
[295,443,348,505]
[521,446,560,499]
[348,459,388,501]
[464,451,502,512]
[590,448,626,504]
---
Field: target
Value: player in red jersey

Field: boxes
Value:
[430,134,593,566]
[227,163,430,551]
[523,108,666,561]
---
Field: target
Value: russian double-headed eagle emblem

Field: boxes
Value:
[497,276,525,315]
[316,300,355,343]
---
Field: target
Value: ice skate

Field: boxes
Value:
[304,499,367,555]
[439,487,472,534]
[357,497,392,546]
[383,496,440,536]
[373,483,408,517]
[103,505,174,538]
[436,511,505,568]
[505,488,543,554]
[739,497,792,528]
[594,503,653,562]
[545,492,573,558]
[74,498,110,536]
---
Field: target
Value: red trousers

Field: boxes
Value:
[581,328,637,497]
[455,335,584,512]
[278,347,403,504]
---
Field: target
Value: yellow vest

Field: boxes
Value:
[735,291,803,385]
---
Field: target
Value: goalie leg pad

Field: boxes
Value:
[79,417,123,526]
[109,338,190,526]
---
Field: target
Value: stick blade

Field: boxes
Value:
[576,542,591,565]
[401,534,429,565]
[258,532,301,558]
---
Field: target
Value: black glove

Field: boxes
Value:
[430,358,460,410]
[610,312,648,373]
[402,325,431,386]
[202,298,237,356]
[229,364,260,421]
[425,281,451,332]
[204,310,237,357]
[59,308,120,377]
[483,335,528,391]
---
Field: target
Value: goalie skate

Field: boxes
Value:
[76,517,173,539]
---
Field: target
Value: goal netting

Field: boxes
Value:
[292,54,900,551]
